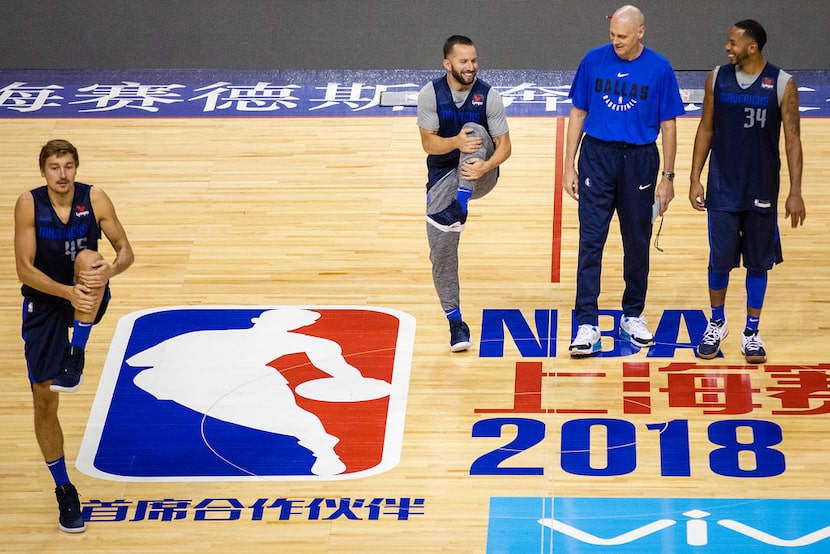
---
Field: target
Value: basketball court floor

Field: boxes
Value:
[1,68,829,553]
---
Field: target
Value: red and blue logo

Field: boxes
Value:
[78,306,415,481]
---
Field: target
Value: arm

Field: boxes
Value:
[416,82,485,157]
[562,106,587,200]
[489,132,512,169]
[460,89,512,179]
[303,338,363,380]
[418,126,502,182]
[77,186,135,289]
[460,131,512,180]
[780,78,806,227]
[14,192,76,301]
[418,126,483,156]
[656,118,677,215]
[689,69,715,212]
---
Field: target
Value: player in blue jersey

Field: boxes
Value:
[563,5,685,357]
[689,20,805,363]
[417,35,512,351]
[14,139,134,532]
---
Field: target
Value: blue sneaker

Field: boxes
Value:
[449,319,472,352]
[569,324,601,357]
[55,483,86,533]
[697,319,728,359]
[426,199,467,232]
[50,346,84,393]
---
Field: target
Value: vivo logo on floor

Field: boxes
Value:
[487,497,830,552]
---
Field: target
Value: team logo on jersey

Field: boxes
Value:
[603,94,638,111]
[762,77,774,89]
[75,204,89,217]
[487,497,830,552]
[596,77,648,112]
[78,305,415,481]
[472,93,484,106]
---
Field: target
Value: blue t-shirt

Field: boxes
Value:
[569,43,685,145]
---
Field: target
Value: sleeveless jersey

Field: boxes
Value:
[426,76,491,189]
[706,63,783,212]
[22,182,100,300]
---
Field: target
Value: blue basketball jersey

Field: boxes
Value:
[425,76,491,188]
[706,63,783,212]
[22,182,100,300]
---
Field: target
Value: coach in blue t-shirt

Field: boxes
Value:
[563,5,685,357]
[689,20,806,364]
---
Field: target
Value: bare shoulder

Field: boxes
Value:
[14,190,33,215]
[89,184,116,206]
[89,184,108,198]
[89,185,120,223]
[783,75,799,95]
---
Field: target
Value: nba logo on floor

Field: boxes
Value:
[77,305,415,481]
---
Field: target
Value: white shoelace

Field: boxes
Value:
[701,322,725,345]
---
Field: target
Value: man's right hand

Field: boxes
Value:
[457,127,483,153]
[563,166,579,200]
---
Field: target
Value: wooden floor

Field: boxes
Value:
[0,114,829,553]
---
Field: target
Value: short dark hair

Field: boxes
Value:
[734,19,767,51]
[39,139,79,170]
[443,35,474,58]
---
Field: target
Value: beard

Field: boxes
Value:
[730,50,749,66]
[450,67,476,86]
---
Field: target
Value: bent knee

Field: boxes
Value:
[74,248,103,271]
[462,122,487,136]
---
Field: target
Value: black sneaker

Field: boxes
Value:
[449,319,471,352]
[50,346,85,393]
[55,483,86,533]
[426,199,467,232]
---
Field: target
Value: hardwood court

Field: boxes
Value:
[0,114,828,552]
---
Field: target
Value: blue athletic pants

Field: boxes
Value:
[574,135,659,325]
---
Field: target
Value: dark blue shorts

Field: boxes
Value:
[707,209,782,273]
[21,287,110,384]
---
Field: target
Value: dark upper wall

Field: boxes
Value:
[2,0,826,71]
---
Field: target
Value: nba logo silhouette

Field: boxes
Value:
[77,305,415,481]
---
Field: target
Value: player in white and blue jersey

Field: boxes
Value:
[563,5,685,357]
[689,19,806,363]
[14,139,134,532]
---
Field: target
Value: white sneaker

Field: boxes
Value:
[569,324,601,357]
[619,316,655,347]
[697,319,728,359]
[741,328,767,364]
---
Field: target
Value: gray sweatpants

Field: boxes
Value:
[426,123,499,313]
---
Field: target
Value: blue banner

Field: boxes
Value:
[2,69,828,118]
